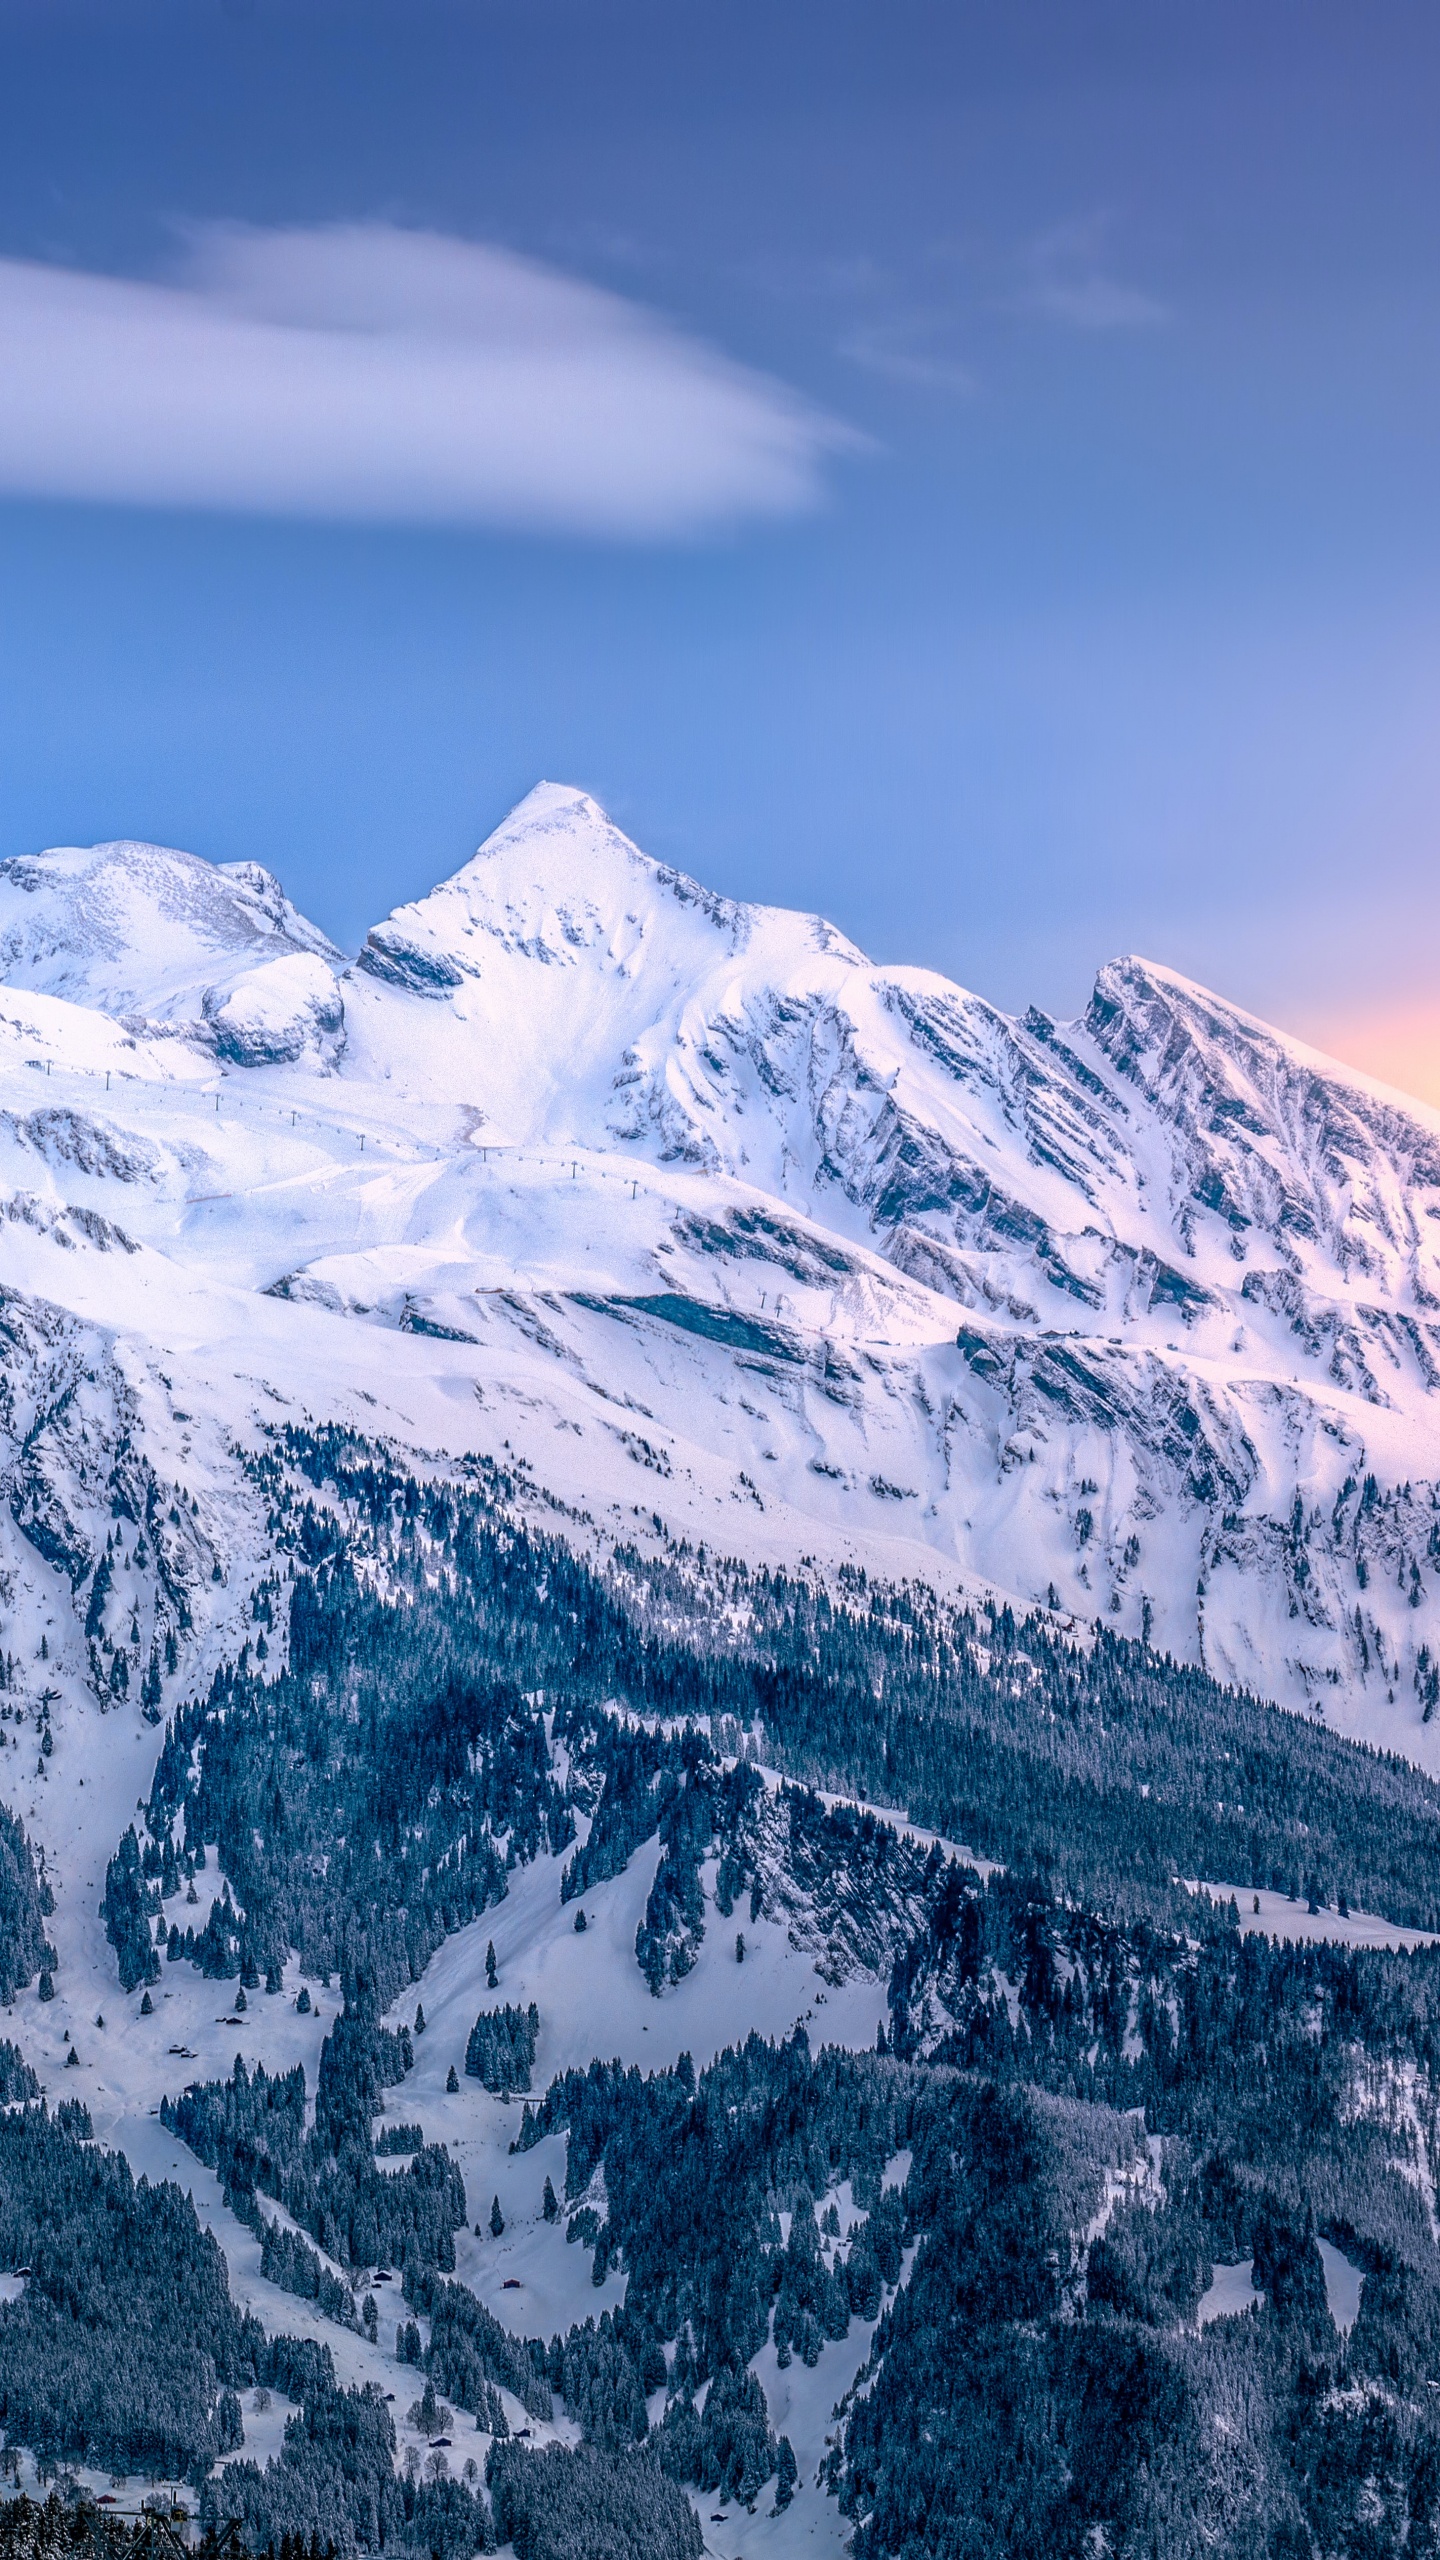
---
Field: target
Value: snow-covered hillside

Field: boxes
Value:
[0,837,346,1062]
[8,790,1440,2554]
[3,778,1440,1757]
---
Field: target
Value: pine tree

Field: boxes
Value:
[490,2195,504,2238]
[543,2176,559,2223]
[446,2064,459,2093]
[486,1942,498,1990]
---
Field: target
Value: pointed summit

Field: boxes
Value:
[356,782,746,998]
[340,778,874,1148]
[468,779,628,855]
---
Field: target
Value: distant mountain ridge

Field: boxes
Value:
[1,780,1439,1750]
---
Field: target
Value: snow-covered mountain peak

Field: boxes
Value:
[9,781,1440,1735]
[0,836,344,1038]
[342,784,874,1149]
[355,781,879,997]
[467,778,674,883]
[456,781,749,930]
[356,782,760,1003]
[8,802,1440,2560]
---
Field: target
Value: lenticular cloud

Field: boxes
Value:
[0,223,846,536]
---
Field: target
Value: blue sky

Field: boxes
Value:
[2,1,1439,1088]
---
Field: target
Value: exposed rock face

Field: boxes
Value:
[203,953,346,1067]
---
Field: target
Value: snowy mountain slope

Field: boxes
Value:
[0,838,346,1064]
[313,789,1440,1717]
[5,780,1440,1764]
[14,800,1440,2558]
[0,1637,927,2545]
[1,787,1439,1748]
[0,1377,964,2536]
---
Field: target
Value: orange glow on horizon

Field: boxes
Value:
[1299,1006,1440,1112]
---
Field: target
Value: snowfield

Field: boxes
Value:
[1188,1882,1440,1952]
[1196,2242,1363,2337]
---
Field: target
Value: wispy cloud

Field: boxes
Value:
[804,216,1163,395]
[0,223,853,536]
[838,309,975,395]
[1017,217,1168,332]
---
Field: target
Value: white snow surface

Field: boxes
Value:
[1196,2244,1363,2335]
[1188,1884,1440,1952]
[1196,2261,1258,2328]
[1317,2239,1364,2335]
[0,839,342,1029]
